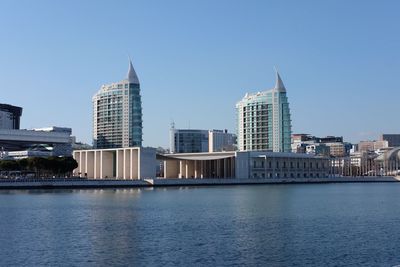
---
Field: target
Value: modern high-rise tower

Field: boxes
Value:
[92,60,143,149]
[236,71,292,152]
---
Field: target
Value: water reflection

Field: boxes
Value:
[1,184,400,266]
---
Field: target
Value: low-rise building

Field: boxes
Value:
[291,134,350,157]
[159,151,330,179]
[358,140,388,153]
[236,151,330,179]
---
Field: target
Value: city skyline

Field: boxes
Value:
[1,1,399,147]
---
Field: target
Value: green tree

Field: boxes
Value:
[0,160,19,171]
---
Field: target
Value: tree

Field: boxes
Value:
[0,160,19,171]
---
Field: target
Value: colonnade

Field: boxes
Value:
[164,157,235,179]
[73,147,156,179]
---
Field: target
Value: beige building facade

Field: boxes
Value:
[73,147,156,179]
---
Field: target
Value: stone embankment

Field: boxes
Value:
[0,176,399,189]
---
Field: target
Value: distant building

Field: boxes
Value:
[292,133,350,157]
[358,141,374,153]
[170,129,209,153]
[380,134,400,148]
[169,126,236,154]
[0,104,22,130]
[306,143,330,157]
[358,140,388,153]
[325,142,347,157]
[93,59,142,149]
[236,71,292,152]
[70,136,92,151]
[208,129,236,152]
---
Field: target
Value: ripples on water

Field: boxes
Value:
[1,184,400,266]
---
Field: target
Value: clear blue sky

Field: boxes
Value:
[0,0,399,147]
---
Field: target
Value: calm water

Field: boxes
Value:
[1,184,400,266]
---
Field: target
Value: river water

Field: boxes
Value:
[0,183,399,266]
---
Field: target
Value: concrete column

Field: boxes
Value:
[200,160,204,178]
[179,160,183,178]
[185,160,189,179]
[216,160,219,178]
[93,151,96,179]
[231,157,235,178]
[194,160,198,178]
[100,151,103,179]
[79,152,84,176]
[84,151,88,178]
[137,148,141,179]
[223,158,227,178]
[130,149,133,179]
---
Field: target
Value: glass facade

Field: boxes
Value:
[170,129,209,153]
[93,63,142,148]
[236,73,292,152]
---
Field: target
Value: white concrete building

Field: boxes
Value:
[73,147,156,179]
[160,151,330,179]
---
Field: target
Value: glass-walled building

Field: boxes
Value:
[0,103,22,130]
[170,128,209,153]
[236,71,292,152]
[92,60,143,148]
[169,125,236,154]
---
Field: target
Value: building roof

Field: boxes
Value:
[127,59,139,84]
[375,147,400,161]
[274,71,286,92]
[238,70,287,102]
[0,104,22,116]
[158,151,236,161]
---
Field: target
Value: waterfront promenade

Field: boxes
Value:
[0,176,398,189]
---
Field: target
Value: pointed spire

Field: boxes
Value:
[127,57,140,84]
[274,67,286,92]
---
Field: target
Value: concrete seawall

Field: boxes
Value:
[0,176,399,190]
[145,176,400,186]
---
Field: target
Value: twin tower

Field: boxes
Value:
[92,60,291,153]
[92,60,142,149]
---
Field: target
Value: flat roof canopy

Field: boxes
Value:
[157,152,235,161]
